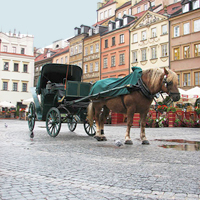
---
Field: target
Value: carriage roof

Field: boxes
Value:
[36,63,82,94]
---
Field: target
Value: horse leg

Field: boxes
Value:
[140,112,150,145]
[99,106,109,139]
[124,112,134,145]
[94,107,107,141]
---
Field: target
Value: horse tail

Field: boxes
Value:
[87,102,94,127]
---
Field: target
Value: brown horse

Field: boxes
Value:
[87,68,180,145]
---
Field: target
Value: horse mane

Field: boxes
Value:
[143,68,178,91]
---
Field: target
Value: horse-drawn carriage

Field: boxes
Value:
[28,63,96,137]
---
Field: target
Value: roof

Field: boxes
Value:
[158,2,182,15]
[97,0,116,11]
[53,46,69,57]
[116,1,131,11]
[93,16,114,27]
[132,0,148,8]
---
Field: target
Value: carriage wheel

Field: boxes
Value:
[68,117,77,132]
[46,107,61,137]
[28,102,36,132]
[84,120,96,136]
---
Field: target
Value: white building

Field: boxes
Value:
[0,30,34,105]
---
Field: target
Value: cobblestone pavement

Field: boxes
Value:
[0,119,200,200]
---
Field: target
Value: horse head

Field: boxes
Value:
[161,68,180,102]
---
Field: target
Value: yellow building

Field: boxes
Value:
[68,25,90,68]
[130,10,170,71]
[52,46,69,64]
[83,25,107,83]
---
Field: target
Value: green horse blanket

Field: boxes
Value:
[89,66,142,98]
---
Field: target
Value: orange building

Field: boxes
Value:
[100,15,135,79]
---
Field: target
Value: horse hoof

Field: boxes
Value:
[124,140,133,145]
[142,140,150,145]
[94,136,107,141]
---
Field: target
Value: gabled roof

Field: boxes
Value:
[158,2,182,15]
[116,1,131,11]
[97,0,115,11]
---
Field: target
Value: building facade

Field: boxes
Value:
[52,46,69,64]
[170,2,200,89]
[0,31,34,105]
[101,15,135,79]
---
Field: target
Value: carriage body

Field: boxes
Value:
[28,63,95,137]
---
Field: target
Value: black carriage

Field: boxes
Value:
[28,63,96,137]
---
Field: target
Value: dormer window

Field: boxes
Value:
[109,23,112,31]
[81,26,84,34]
[182,3,189,13]
[95,26,99,34]
[75,28,79,36]
[193,0,199,9]
[116,21,120,29]
[89,29,93,36]
[123,17,128,26]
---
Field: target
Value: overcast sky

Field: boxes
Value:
[0,0,100,48]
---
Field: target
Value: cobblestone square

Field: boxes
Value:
[0,119,200,199]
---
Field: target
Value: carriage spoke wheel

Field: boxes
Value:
[28,102,36,132]
[46,107,61,137]
[84,120,96,136]
[68,117,77,132]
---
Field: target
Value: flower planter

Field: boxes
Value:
[168,111,176,127]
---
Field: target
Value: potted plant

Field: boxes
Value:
[174,118,182,127]
[167,106,176,113]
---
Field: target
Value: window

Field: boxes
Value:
[84,64,88,73]
[116,21,120,28]
[174,47,180,60]
[13,47,16,53]
[137,7,141,13]
[90,45,93,54]
[183,3,189,13]
[194,44,200,57]
[104,10,108,18]
[174,25,180,37]
[119,54,125,65]
[111,56,115,67]
[184,46,190,58]
[65,56,68,63]
[183,22,190,35]
[193,0,199,9]
[109,23,112,31]
[132,51,137,62]
[3,82,8,91]
[124,17,128,25]
[13,82,18,91]
[95,62,98,71]
[120,34,124,43]
[3,45,7,52]
[161,44,168,57]
[151,47,157,59]
[100,12,103,20]
[162,25,167,35]
[108,9,112,16]
[183,73,191,86]
[133,33,138,43]
[61,58,63,64]
[105,39,108,48]
[85,47,88,56]
[144,4,148,10]
[90,63,93,72]
[118,13,121,18]
[70,47,74,56]
[123,10,126,15]
[56,59,59,63]
[129,8,132,15]
[195,71,200,85]
[151,1,155,6]
[75,46,78,54]
[194,19,200,32]
[22,83,27,92]
[141,49,147,61]
[23,64,28,73]
[21,48,25,54]
[79,44,82,53]
[14,63,18,72]
[4,62,9,70]
[95,43,99,52]
[112,37,115,46]
[103,58,108,68]
[177,74,180,85]
[151,28,156,38]
[141,31,146,40]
